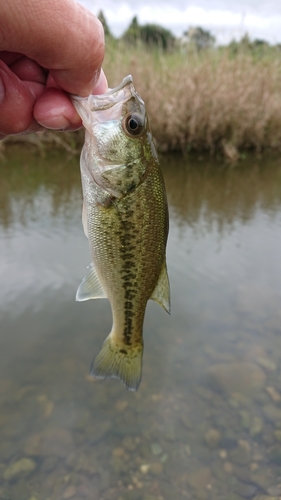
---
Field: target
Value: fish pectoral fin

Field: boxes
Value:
[150,260,171,314]
[90,334,143,391]
[76,264,107,301]
[82,202,88,238]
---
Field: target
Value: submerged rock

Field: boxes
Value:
[263,405,281,425]
[151,443,162,456]
[233,481,258,498]
[249,416,263,436]
[253,497,281,500]
[268,447,281,465]
[273,430,281,441]
[3,457,36,480]
[185,466,212,490]
[24,428,73,457]
[230,440,251,465]
[256,357,277,372]
[267,486,281,496]
[204,428,221,449]
[208,362,266,395]
[62,485,77,499]
[236,285,279,318]
[266,386,281,403]
[149,462,163,475]
[117,489,144,500]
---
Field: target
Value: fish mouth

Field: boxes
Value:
[105,75,133,96]
[71,75,145,132]
[71,75,138,112]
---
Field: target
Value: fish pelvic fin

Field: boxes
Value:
[150,260,171,314]
[76,264,107,301]
[90,335,143,391]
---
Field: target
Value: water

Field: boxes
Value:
[1,146,281,500]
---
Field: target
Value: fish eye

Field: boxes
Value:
[123,113,145,137]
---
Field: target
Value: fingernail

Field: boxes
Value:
[0,76,5,103]
[93,69,108,95]
[36,105,71,130]
[37,116,70,130]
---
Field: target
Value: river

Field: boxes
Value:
[0,146,281,500]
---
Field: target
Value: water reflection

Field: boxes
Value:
[1,146,281,500]
[163,155,281,228]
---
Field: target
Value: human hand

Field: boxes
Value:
[0,0,107,138]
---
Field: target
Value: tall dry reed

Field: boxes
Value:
[103,42,281,155]
[3,43,281,156]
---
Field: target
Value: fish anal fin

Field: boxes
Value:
[150,260,171,314]
[90,335,143,391]
[76,264,107,301]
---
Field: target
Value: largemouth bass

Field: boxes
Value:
[72,75,170,391]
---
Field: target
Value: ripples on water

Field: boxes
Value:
[1,146,281,499]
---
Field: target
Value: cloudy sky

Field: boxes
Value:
[79,0,281,45]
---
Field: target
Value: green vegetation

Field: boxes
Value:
[3,14,281,157]
[122,16,175,50]
[97,10,114,40]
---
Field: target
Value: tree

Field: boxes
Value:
[122,17,175,50]
[122,16,141,45]
[139,24,175,50]
[97,10,113,39]
[183,27,215,50]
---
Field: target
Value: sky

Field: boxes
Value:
[78,0,281,45]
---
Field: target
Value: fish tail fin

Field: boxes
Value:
[90,334,143,391]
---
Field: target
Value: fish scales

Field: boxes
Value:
[87,160,167,343]
[72,75,170,391]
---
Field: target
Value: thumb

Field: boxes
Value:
[0,0,105,96]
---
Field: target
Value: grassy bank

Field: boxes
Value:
[4,42,281,156]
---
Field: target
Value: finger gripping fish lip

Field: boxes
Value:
[71,75,143,113]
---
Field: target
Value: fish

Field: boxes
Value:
[71,75,170,391]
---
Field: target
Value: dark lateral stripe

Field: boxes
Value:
[119,209,140,345]
[124,314,133,345]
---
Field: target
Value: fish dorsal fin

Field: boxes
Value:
[82,202,88,238]
[76,264,107,301]
[150,260,171,314]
